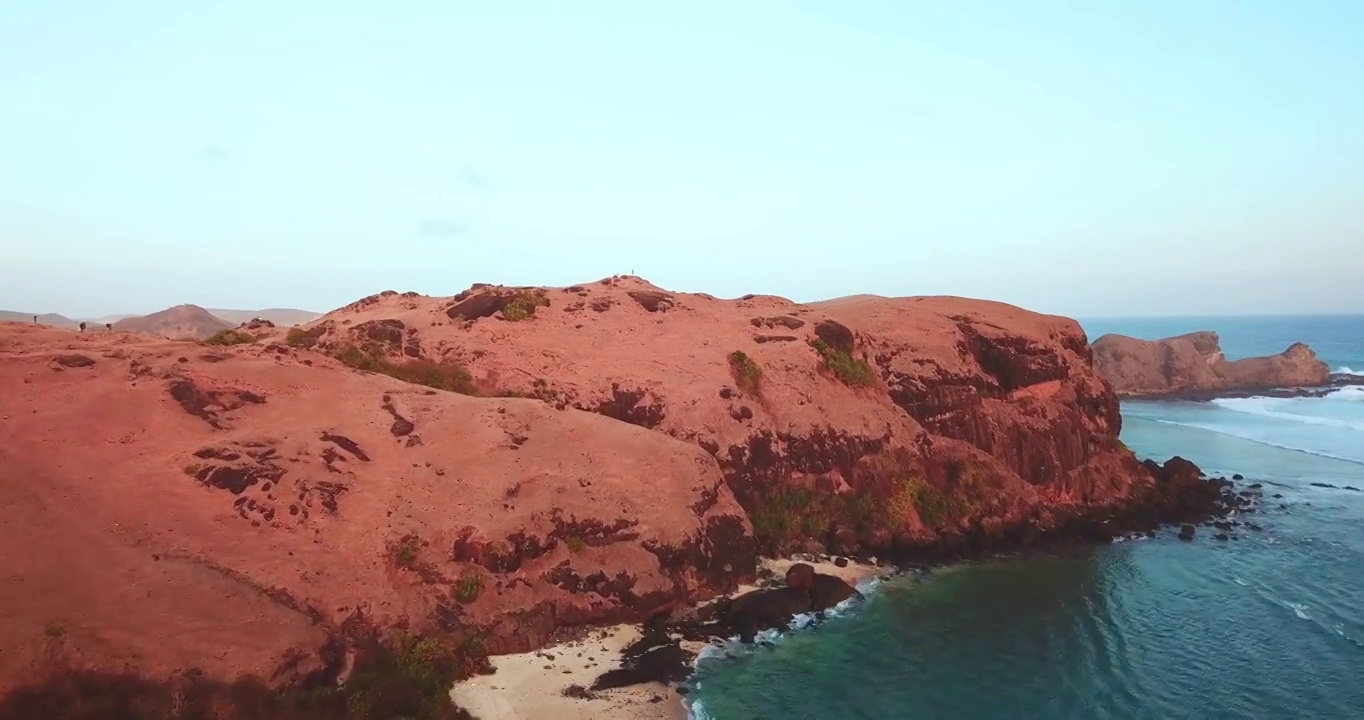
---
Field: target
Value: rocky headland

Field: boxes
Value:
[1091,331,1337,399]
[0,277,1249,719]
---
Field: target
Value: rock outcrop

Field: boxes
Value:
[291,277,1216,561]
[1091,331,1331,398]
[0,321,750,696]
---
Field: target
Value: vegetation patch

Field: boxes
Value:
[749,465,992,552]
[750,486,823,551]
[204,329,256,346]
[452,575,483,604]
[285,327,313,348]
[564,536,586,554]
[811,339,876,387]
[885,475,977,528]
[331,343,475,395]
[502,291,550,322]
[392,534,421,569]
[1,631,487,720]
[728,351,764,395]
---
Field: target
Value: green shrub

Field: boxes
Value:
[393,534,420,569]
[43,622,64,640]
[205,329,256,346]
[750,487,818,549]
[452,575,483,604]
[0,632,486,720]
[811,339,876,387]
[728,351,763,394]
[332,344,475,395]
[285,327,310,347]
[565,536,586,554]
[502,291,549,322]
[886,476,973,528]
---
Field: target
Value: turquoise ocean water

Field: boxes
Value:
[687,315,1364,720]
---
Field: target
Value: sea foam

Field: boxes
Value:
[684,573,890,720]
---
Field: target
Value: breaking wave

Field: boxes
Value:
[685,574,889,720]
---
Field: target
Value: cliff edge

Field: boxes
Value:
[1091,331,1331,398]
[286,277,1215,560]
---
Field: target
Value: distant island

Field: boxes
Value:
[1090,331,1343,399]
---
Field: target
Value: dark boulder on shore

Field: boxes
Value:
[685,563,863,644]
[590,564,862,691]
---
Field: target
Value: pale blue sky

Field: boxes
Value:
[2,1,1362,318]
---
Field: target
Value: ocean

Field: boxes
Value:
[686,315,1364,720]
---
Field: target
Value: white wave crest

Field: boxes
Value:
[1328,385,1364,401]
[684,574,889,719]
[1143,418,1364,466]
[1210,396,1364,431]
[1335,366,1360,376]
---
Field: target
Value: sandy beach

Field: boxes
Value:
[449,557,886,720]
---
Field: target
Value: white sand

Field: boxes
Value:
[449,557,887,720]
[449,624,687,720]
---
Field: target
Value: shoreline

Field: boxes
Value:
[1117,374,1364,402]
[448,557,886,720]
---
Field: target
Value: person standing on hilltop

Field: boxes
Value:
[79,321,86,332]
[32,315,37,323]
[105,323,112,332]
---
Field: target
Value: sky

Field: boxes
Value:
[2,1,1362,319]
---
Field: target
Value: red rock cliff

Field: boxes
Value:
[294,277,1158,558]
[1,279,1235,704]
[1091,331,1330,398]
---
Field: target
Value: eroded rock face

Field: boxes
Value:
[0,322,753,691]
[1091,331,1331,398]
[295,278,1207,564]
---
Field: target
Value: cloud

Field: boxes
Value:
[416,218,468,238]
[459,166,488,190]
[199,143,230,164]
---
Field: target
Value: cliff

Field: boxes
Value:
[0,279,1240,714]
[1091,331,1331,398]
[284,277,1197,559]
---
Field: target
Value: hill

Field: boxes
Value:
[0,278,1239,716]
[206,308,321,326]
[0,310,75,326]
[111,304,235,340]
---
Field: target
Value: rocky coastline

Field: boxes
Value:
[1115,371,1364,402]
[566,454,1251,703]
[0,278,1266,719]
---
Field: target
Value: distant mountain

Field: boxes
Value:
[0,310,75,326]
[3,306,320,333]
[112,304,234,340]
[78,313,141,325]
[206,308,321,326]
